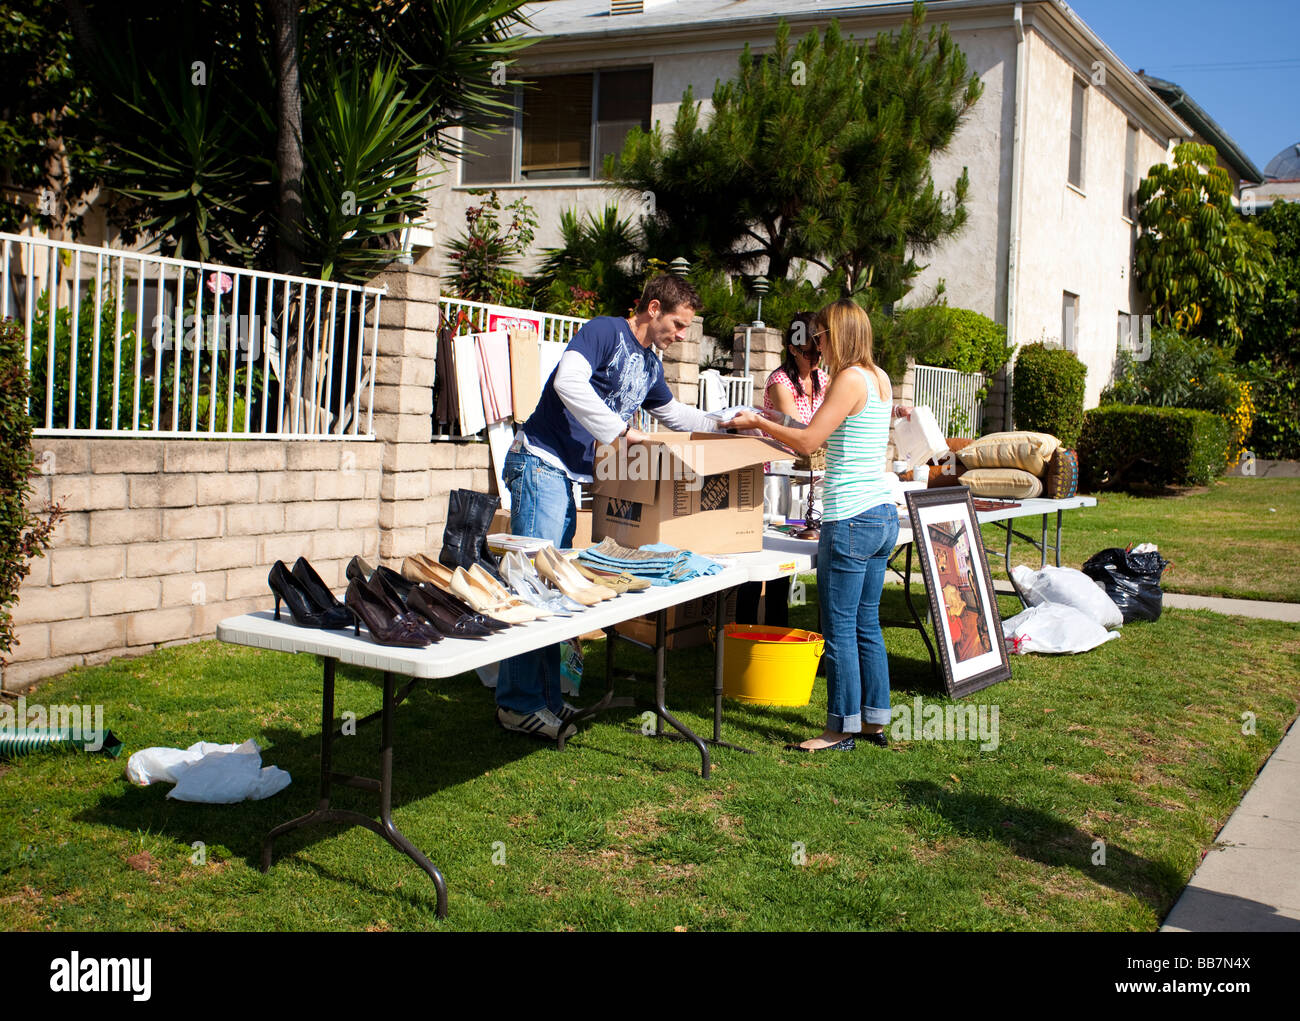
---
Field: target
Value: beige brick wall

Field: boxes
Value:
[2,263,501,693]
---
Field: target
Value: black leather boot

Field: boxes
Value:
[439,489,504,582]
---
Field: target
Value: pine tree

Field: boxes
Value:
[608,2,981,304]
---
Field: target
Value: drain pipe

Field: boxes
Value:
[1004,1,1027,431]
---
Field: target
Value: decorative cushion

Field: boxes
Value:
[1043,448,1079,499]
[961,467,1044,500]
[928,460,967,487]
[957,431,1061,475]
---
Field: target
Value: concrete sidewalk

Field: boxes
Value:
[1160,593,1300,932]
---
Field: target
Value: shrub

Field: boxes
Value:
[1,319,65,659]
[1078,404,1230,490]
[28,284,150,430]
[445,190,538,304]
[1247,357,1300,459]
[920,307,1011,381]
[1011,342,1086,446]
[1101,326,1253,465]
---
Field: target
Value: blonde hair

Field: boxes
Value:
[817,299,877,376]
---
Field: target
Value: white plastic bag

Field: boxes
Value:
[1002,604,1121,655]
[126,739,291,803]
[1012,564,1123,629]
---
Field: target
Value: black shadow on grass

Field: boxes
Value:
[898,780,1187,909]
[72,665,553,896]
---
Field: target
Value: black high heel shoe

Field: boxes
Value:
[291,557,347,615]
[269,561,353,629]
[407,582,491,638]
[367,571,443,644]
[413,574,508,632]
[344,579,432,648]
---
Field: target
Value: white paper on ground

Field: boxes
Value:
[453,334,487,435]
[1002,604,1121,655]
[486,419,515,510]
[1012,564,1123,629]
[126,739,291,803]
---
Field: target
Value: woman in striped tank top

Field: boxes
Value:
[730,300,902,751]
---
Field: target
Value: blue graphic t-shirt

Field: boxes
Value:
[522,316,673,478]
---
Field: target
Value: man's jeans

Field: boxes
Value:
[494,449,577,715]
[816,503,899,733]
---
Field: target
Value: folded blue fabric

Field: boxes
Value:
[578,542,722,585]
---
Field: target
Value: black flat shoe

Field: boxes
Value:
[784,736,856,752]
[269,560,353,629]
[860,731,888,748]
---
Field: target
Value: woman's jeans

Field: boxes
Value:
[494,449,576,715]
[816,503,899,732]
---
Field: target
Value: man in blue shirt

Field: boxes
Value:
[496,275,720,740]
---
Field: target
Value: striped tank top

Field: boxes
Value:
[822,365,893,522]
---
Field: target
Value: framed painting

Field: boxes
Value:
[904,487,1012,697]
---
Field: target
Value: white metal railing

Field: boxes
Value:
[1,231,384,439]
[912,363,986,437]
[437,295,585,345]
[697,372,754,411]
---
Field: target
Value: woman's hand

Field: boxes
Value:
[727,410,767,433]
[892,404,912,419]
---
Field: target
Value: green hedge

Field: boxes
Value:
[1,319,62,657]
[924,307,1011,380]
[1078,404,1230,490]
[1012,342,1087,447]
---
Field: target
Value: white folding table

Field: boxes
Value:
[216,548,809,916]
[761,494,1097,682]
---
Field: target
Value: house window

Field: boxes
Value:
[1068,78,1086,189]
[1062,291,1080,352]
[459,68,652,184]
[1123,123,1139,218]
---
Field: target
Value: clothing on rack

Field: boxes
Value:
[453,333,487,435]
[434,311,460,431]
[509,330,542,420]
[475,330,513,424]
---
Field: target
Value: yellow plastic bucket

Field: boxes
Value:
[722,624,824,706]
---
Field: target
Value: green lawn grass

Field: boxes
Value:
[2,583,1296,931]
[981,478,1300,603]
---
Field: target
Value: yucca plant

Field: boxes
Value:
[534,206,645,316]
[299,58,440,283]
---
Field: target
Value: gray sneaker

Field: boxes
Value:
[496,706,577,742]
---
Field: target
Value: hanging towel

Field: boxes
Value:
[538,340,566,390]
[475,330,513,424]
[453,334,487,435]
[509,329,542,419]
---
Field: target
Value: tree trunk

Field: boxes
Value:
[271,0,304,277]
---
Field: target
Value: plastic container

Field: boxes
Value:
[722,624,824,706]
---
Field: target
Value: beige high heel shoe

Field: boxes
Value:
[403,553,452,589]
[451,567,545,623]
[536,546,613,605]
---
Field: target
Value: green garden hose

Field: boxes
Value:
[0,728,123,759]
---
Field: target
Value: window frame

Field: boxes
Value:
[1122,123,1139,221]
[1067,76,1087,192]
[1062,291,1080,353]
[457,67,653,188]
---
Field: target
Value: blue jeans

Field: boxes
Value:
[816,503,899,732]
[494,449,577,715]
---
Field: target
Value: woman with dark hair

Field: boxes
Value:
[736,311,829,626]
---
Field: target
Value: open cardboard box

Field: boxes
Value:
[590,431,792,555]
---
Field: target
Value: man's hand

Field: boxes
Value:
[623,427,649,445]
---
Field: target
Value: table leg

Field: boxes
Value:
[899,545,941,684]
[1040,514,1048,569]
[648,608,712,779]
[713,587,725,743]
[1055,511,1064,567]
[260,660,449,919]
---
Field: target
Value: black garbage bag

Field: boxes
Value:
[1082,547,1171,623]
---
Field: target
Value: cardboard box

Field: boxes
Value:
[590,432,788,554]
[489,507,593,549]
[614,590,739,650]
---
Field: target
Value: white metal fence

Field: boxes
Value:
[912,363,986,437]
[1,231,384,439]
[437,295,585,345]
